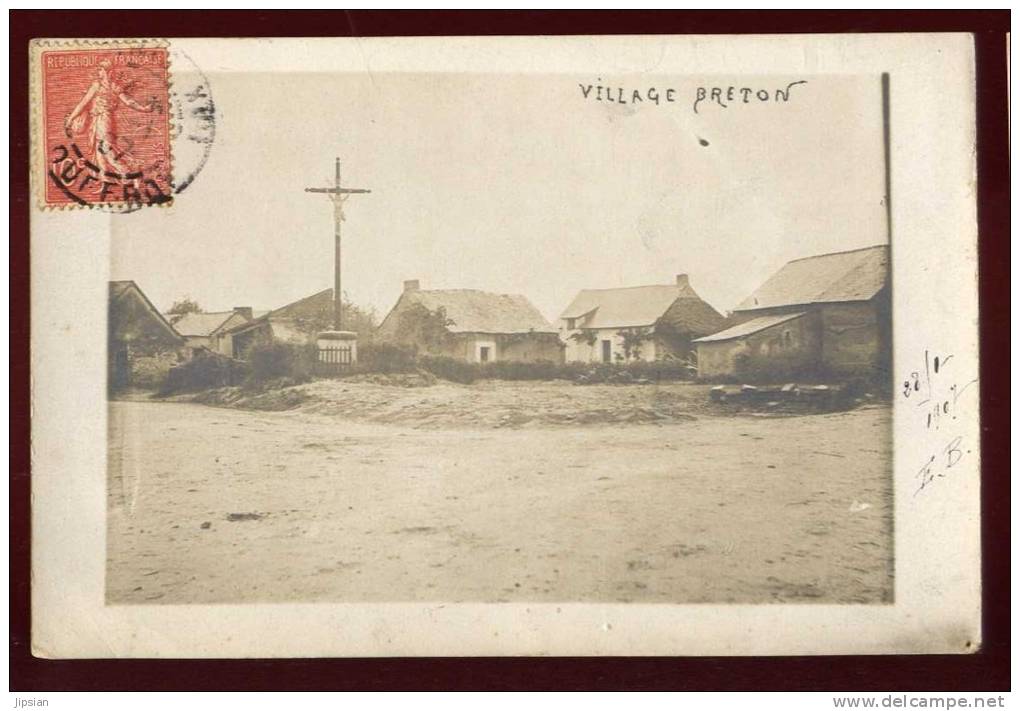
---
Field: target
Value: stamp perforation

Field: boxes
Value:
[30,38,175,211]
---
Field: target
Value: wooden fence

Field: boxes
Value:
[315,345,354,376]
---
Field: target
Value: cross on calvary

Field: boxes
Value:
[304,158,371,331]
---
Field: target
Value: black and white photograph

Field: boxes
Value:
[103,70,896,607]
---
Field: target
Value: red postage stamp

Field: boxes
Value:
[36,43,172,208]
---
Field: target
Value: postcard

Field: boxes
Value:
[29,34,980,657]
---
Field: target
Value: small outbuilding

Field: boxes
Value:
[167,308,254,356]
[221,289,332,359]
[108,280,187,390]
[695,245,890,379]
[376,280,562,363]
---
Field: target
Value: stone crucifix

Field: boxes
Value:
[304,157,371,331]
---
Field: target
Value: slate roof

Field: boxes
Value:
[694,312,806,343]
[168,311,238,337]
[734,245,888,312]
[268,289,333,319]
[559,281,721,330]
[387,289,557,334]
[223,290,334,337]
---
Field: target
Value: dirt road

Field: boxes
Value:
[107,399,892,604]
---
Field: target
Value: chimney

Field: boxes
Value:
[676,274,690,288]
[233,306,253,321]
[403,279,421,292]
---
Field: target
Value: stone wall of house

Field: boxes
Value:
[224,323,274,360]
[562,327,658,364]
[109,287,186,390]
[696,339,745,379]
[439,332,563,363]
[819,302,882,376]
[652,334,693,361]
[492,333,564,363]
[719,294,890,379]
[696,312,822,379]
[129,347,186,388]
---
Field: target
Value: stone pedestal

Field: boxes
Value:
[316,330,357,365]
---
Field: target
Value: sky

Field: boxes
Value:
[111,71,887,322]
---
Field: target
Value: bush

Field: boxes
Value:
[160,351,250,395]
[733,352,817,384]
[570,361,694,384]
[477,360,584,381]
[249,342,317,385]
[418,355,478,384]
[357,342,418,373]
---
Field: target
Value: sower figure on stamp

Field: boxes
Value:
[64,59,154,183]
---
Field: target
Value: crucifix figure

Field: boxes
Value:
[304,158,371,331]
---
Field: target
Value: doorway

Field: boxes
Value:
[601,339,612,363]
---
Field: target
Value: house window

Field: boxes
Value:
[601,339,612,363]
[479,346,491,363]
[566,318,576,330]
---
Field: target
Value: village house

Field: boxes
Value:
[108,280,188,390]
[221,289,335,359]
[694,244,891,379]
[376,280,562,363]
[166,308,255,356]
[558,274,727,364]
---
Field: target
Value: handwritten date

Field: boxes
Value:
[903,349,977,496]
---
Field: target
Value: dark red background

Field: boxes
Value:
[9,10,1010,691]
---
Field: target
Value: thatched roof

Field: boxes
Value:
[657,293,730,337]
[735,245,888,312]
[384,289,556,335]
[560,279,724,334]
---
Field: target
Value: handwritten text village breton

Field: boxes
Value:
[578,79,808,113]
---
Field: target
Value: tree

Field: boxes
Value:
[285,292,378,340]
[618,327,652,360]
[167,297,203,316]
[339,295,378,339]
[395,303,454,352]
